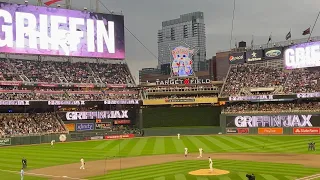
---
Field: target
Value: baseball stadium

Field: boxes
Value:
[0,0,320,180]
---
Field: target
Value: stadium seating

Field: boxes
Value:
[220,62,320,97]
[0,59,134,84]
[223,102,320,113]
[0,113,65,137]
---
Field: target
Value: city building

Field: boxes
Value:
[157,12,206,72]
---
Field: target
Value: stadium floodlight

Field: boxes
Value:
[25,0,28,4]
[84,7,88,10]
[57,4,61,7]
[273,43,276,47]
[259,45,262,49]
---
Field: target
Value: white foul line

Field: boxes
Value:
[0,168,88,180]
[296,174,320,180]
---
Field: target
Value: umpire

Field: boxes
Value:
[22,157,27,169]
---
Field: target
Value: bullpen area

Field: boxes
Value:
[0,135,319,180]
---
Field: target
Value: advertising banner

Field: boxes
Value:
[226,115,320,127]
[95,122,112,130]
[90,136,104,140]
[65,123,75,131]
[0,2,125,59]
[226,128,249,134]
[104,134,135,140]
[229,52,245,64]
[66,110,129,120]
[285,41,320,69]
[246,50,263,62]
[0,100,29,106]
[293,128,320,135]
[258,128,283,134]
[114,120,131,125]
[0,138,11,146]
[48,100,85,106]
[76,123,94,131]
[104,99,139,105]
[143,97,218,105]
[229,95,273,102]
[264,47,283,60]
[297,92,320,99]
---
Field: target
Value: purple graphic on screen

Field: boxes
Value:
[0,2,125,59]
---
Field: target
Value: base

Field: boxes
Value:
[188,169,230,176]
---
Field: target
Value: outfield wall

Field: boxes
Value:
[220,114,320,135]
[143,126,222,136]
[0,133,70,146]
[142,106,221,128]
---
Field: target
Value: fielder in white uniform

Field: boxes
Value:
[20,168,24,180]
[198,148,203,158]
[177,133,180,139]
[209,157,213,172]
[184,148,188,157]
[80,158,85,169]
[51,140,55,148]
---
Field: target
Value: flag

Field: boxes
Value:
[302,27,310,35]
[267,34,272,43]
[44,0,62,6]
[285,31,291,40]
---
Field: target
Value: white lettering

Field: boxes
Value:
[69,17,84,52]
[0,9,13,47]
[232,115,313,127]
[16,12,37,49]
[97,20,115,53]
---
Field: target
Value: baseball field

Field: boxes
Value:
[0,135,319,180]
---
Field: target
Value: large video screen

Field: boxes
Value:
[284,41,320,69]
[0,2,125,59]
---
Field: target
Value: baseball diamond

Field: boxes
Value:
[0,135,320,180]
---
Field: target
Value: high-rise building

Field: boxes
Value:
[157,12,206,72]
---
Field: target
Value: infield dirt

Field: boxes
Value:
[27,153,320,180]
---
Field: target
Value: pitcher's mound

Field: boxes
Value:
[188,169,230,176]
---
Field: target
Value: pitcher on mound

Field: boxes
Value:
[208,157,213,172]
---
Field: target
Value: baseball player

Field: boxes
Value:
[198,148,203,158]
[51,140,55,148]
[80,158,85,169]
[209,157,213,173]
[184,148,188,157]
[177,133,180,139]
[20,168,24,180]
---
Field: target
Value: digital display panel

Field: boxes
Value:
[284,41,320,69]
[0,2,125,59]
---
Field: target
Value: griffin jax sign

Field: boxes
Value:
[285,41,320,69]
[66,110,128,120]
[0,2,125,59]
[155,78,211,85]
[227,115,314,127]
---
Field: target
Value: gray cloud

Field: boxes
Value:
[4,0,320,82]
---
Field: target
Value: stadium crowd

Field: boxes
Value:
[0,59,134,84]
[223,102,320,113]
[0,88,139,100]
[221,64,320,96]
[0,113,65,137]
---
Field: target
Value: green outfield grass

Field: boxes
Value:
[0,135,319,180]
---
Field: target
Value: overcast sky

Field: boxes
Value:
[5,0,320,82]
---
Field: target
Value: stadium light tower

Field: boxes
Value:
[24,0,28,4]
